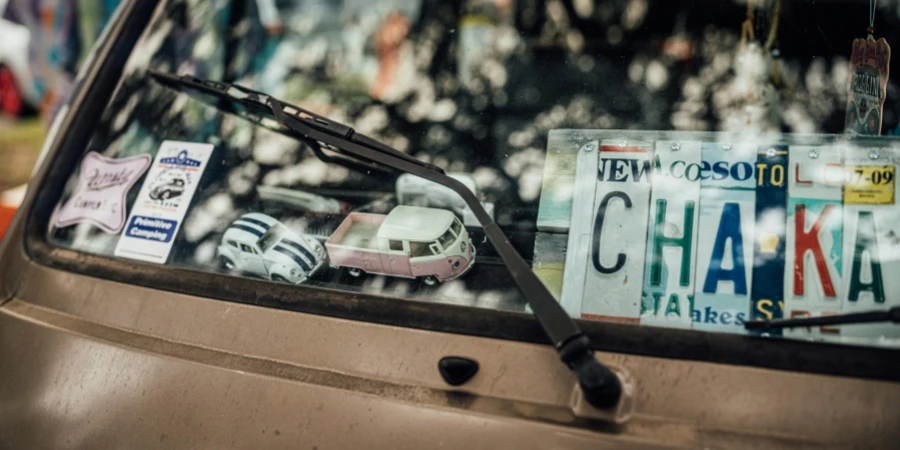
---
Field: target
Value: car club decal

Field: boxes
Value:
[114,141,214,264]
[54,151,151,233]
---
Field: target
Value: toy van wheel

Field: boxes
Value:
[422,275,438,286]
[219,256,236,271]
[347,268,363,278]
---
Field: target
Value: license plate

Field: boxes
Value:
[692,143,756,332]
[640,140,701,328]
[783,145,844,340]
[564,140,653,322]
[748,145,789,335]
[840,146,900,342]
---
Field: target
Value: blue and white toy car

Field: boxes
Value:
[218,213,326,284]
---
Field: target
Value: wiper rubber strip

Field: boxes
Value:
[745,306,900,330]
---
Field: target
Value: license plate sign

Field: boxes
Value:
[640,140,701,328]
[784,145,844,340]
[566,140,653,322]
[692,143,756,332]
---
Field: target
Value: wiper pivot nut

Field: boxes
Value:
[559,334,622,409]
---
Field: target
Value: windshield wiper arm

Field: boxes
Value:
[148,70,623,410]
[745,306,900,331]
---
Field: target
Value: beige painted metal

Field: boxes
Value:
[1,231,899,448]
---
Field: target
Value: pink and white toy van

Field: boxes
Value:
[325,206,475,284]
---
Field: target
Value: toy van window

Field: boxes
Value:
[450,219,462,238]
[410,242,430,258]
[437,230,455,251]
[42,0,900,349]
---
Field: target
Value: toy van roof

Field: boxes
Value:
[377,206,456,242]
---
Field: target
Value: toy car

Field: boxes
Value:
[326,205,474,285]
[148,175,185,201]
[218,213,326,284]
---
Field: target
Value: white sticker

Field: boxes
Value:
[54,151,151,233]
[114,141,214,264]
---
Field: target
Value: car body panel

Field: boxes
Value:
[1,0,899,447]
[1,257,899,448]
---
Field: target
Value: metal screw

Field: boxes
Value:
[766,148,777,157]
[869,150,880,160]
[808,149,819,159]
[619,140,627,147]
[671,142,681,151]
[584,143,596,152]
[722,143,732,151]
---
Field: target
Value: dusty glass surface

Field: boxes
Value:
[45,0,900,347]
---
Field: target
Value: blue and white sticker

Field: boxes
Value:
[114,141,214,263]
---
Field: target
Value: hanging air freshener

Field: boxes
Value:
[846,0,891,135]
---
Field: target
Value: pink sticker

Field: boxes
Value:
[55,152,152,233]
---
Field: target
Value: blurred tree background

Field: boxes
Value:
[0,0,120,191]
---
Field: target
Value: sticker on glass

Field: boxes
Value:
[54,151,151,233]
[114,141,214,264]
[843,164,895,205]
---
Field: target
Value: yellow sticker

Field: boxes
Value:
[843,165,895,205]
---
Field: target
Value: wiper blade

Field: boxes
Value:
[745,306,900,330]
[149,70,623,410]
[149,71,442,175]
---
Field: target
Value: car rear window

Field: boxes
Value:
[43,0,900,349]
